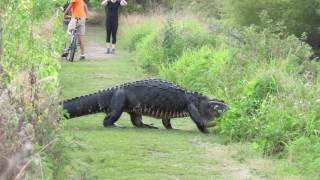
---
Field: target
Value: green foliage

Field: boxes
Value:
[221,0,320,37]
[1,0,65,89]
[0,0,68,178]
[161,18,183,63]
[224,24,311,64]
[161,18,215,64]
[123,17,215,73]
[137,31,164,73]
[161,0,220,17]
[121,22,160,51]
[244,74,280,100]
[144,17,319,177]
[160,46,229,93]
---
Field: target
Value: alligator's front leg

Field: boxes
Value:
[187,103,209,133]
[103,90,125,128]
[162,118,173,129]
[130,113,158,129]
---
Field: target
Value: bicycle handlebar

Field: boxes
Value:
[64,15,88,21]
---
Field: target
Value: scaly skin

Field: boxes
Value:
[63,79,229,133]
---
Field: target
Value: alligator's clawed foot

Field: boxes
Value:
[143,123,158,129]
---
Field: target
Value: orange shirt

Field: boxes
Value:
[71,0,86,17]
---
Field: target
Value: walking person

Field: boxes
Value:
[101,0,127,54]
[62,0,89,60]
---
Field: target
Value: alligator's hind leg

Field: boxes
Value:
[162,118,173,129]
[103,90,125,128]
[130,113,158,129]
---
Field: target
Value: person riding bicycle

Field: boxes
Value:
[62,0,89,60]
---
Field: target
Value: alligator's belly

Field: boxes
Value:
[126,107,189,119]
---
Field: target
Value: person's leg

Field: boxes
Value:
[111,22,118,54]
[78,35,85,55]
[106,20,112,54]
[78,18,86,59]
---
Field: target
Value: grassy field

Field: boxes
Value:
[59,26,300,180]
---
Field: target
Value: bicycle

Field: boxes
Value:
[67,27,78,62]
[62,17,79,62]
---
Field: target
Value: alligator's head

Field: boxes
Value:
[198,97,229,128]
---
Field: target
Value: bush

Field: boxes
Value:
[123,16,216,73]
[218,71,282,141]
[218,62,319,154]
[161,18,215,63]
[220,0,320,37]
[137,30,164,73]
[160,46,229,93]
[0,1,68,178]
[121,22,160,51]
[157,17,320,177]
[0,68,67,179]
[1,1,65,89]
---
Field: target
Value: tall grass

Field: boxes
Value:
[0,68,67,179]
[119,13,165,50]
[121,12,215,73]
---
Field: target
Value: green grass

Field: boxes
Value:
[59,26,302,180]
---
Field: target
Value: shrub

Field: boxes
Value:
[160,46,229,93]
[128,17,216,73]
[137,31,164,74]
[161,18,215,64]
[220,0,320,37]
[121,22,160,51]
[157,17,320,177]
[0,68,67,179]
[218,64,319,156]
[0,1,68,178]
[218,71,282,141]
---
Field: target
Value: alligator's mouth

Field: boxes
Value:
[205,106,229,128]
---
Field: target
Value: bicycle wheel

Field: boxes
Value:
[68,35,77,62]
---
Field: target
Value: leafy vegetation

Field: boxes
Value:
[0,0,68,179]
[221,0,320,38]
[121,15,214,73]
[121,11,320,178]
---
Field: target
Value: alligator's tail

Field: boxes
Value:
[63,90,113,119]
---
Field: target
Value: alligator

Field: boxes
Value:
[63,79,229,133]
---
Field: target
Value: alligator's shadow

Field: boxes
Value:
[72,125,210,136]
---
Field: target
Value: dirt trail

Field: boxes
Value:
[191,138,272,180]
[85,41,112,60]
[82,25,116,60]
